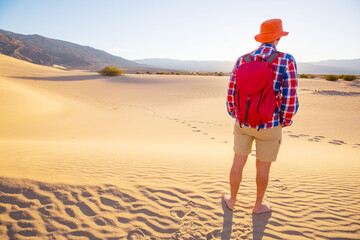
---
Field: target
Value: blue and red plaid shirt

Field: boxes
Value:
[226,43,299,129]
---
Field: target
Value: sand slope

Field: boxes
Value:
[0,54,360,239]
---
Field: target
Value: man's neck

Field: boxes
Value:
[261,43,277,49]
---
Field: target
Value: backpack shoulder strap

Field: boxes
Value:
[266,51,281,63]
[243,54,253,63]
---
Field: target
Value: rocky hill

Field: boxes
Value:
[0,29,150,72]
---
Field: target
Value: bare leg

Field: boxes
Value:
[253,159,272,214]
[223,153,248,210]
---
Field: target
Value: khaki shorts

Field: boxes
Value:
[233,122,282,162]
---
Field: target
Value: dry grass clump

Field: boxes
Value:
[325,75,339,81]
[342,75,356,81]
[298,74,309,78]
[324,74,357,81]
[98,66,125,76]
[156,72,171,75]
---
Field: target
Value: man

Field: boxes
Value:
[223,19,299,214]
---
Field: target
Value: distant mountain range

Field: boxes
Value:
[0,29,359,75]
[297,59,360,75]
[134,58,234,73]
[0,29,162,73]
[135,58,360,75]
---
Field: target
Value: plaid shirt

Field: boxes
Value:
[226,43,299,129]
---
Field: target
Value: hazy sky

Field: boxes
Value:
[0,0,359,62]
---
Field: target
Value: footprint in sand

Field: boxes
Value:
[289,134,309,138]
[308,135,325,142]
[328,139,347,145]
[273,179,288,191]
[289,134,300,138]
[299,134,309,137]
[205,229,222,239]
[352,143,360,149]
[308,137,321,142]
[127,228,151,240]
[170,206,187,219]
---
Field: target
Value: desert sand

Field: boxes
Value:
[0,53,359,239]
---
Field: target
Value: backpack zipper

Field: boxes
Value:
[257,89,264,113]
[244,95,251,123]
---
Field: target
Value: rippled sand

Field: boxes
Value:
[0,54,359,239]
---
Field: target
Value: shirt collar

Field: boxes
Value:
[260,43,277,51]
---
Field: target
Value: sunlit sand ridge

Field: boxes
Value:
[0,54,359,239]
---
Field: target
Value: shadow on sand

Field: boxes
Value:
[221,197,233,240]
[8,74,172,84]
[252,211,271,240]
[8,74,102,81]
[221,197,271,240]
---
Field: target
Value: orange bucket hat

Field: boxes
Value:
[254,19,289,43]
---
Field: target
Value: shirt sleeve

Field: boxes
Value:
[226,59,239,118]
[280,58,299,127]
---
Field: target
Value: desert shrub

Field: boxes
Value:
[175,72,182,75]
[338,75,344,79]
[309,74,316,78]
[217,72,224,76]
[342,75,356,81]
[298,74,309,78]
[147,71,152,74]
[98,65,125,76]
[156,72,170,75]
[325,75,338,81]
[136,72,141,74]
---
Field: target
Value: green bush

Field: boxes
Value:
[325,75,338,81]
[136,72,141,74]
[342,75,356,81]
[98,65,125,76]
[309,74,316,78]
[298,74,309,78]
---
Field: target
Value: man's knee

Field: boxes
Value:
[231,153,248,172]
[234,153,247,165]
[256,159,271,175]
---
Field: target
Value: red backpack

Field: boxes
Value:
[234,51,280,127]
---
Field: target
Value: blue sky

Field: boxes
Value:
[0,0,359,62]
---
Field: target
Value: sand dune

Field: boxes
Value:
[0,54,359,239]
